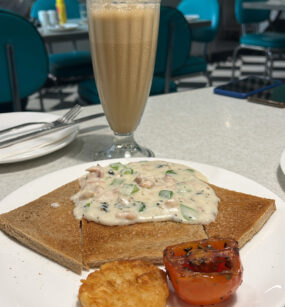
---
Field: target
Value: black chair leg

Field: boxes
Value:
[265,48,273,79]
[6,44,22,111]
[204,71,212,87]
[203,43,209,61]
[231,45,241,81]
[164,21,175,93]
[39,89,45,111]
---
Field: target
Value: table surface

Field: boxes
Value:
[38,19,89,43]
[243,0,285,10]
[38,18,211,42]
[1,87,285,202]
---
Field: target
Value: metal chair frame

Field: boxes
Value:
[231,17,285,80]
[231,43,276,80]
[5,42,46,112]
[6,44,22,111]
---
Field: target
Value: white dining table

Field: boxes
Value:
[1,87,284,201]
[243,0,285,11]
[1,87,285,307]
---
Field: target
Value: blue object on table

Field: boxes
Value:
[232,0,285,80]
[0,9,49,112]
[154,6,211,93]
[31,0,80,19]
[77,77,177,105]
[177,0,220,59]
[214,76,282,99]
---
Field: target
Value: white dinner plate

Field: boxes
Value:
[0,112,78,164]
[280,149,285,175]
[0,158,284,307]
[48,23,79,32]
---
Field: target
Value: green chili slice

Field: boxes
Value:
[159,190,174,199]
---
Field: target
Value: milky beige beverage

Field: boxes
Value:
[88,1,160,134]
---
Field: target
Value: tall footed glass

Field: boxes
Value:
[87,0,160,159]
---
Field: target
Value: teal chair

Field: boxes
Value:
[30,0,93,83]
[77,77,177,105]
[177,0,220,58]
[155,6,211,93]
[0,9,49,112]
[232,0,285,79]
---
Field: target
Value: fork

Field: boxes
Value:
[0,104,82,135]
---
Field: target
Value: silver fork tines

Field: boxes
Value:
[0,104,82,135]
[47,104,82,128]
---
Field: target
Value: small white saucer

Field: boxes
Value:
[48,23,79,32]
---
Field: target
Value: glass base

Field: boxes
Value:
[94,133,154,160]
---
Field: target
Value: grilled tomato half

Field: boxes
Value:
[163,238,243,305]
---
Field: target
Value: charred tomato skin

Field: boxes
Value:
[163,238,243,305]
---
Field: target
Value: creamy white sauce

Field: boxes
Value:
[50,202,61,208]
[71,161,219,226]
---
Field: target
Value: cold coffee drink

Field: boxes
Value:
[88,1,160,135]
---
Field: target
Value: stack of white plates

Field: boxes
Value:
[0,112,79,164]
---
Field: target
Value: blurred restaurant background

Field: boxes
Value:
[1,0,285,113]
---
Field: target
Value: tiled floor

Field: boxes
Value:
[26,55,285,112]
[178,55,285,90]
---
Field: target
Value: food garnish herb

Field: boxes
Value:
[166,170,176,175]
[159,190,174,199]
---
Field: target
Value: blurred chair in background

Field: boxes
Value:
[77,77,177,105]
[30,0,93,89]
[177,0,220,59]
[232,0,285,80]
[0,9,48,112]
[155,6,211,93]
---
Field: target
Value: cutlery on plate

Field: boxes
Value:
[0,112,105,149]
[73,113,105,124]
[0,104,82,135]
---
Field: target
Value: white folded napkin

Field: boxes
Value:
[0,126,77,160]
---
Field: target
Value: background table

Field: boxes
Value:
[1,87,284,202]
[38,18,211,44]
[243,0,285,10]
[38,19,88,44]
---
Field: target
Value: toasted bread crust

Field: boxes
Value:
[206,185,276,247]
[0,180,276,273]
[0,180,82,273]
[82,219,207,267]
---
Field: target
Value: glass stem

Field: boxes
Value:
[113,132,136,150]
[94,132,154,160]
[107,132,138,158]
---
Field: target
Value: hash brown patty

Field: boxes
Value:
[78,260,169,307]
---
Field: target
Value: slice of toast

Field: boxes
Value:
[81,185,276,267]
[0,180,82,274]
[82,220,207,267]
[0,179,276,273]
[206,184,276,248]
